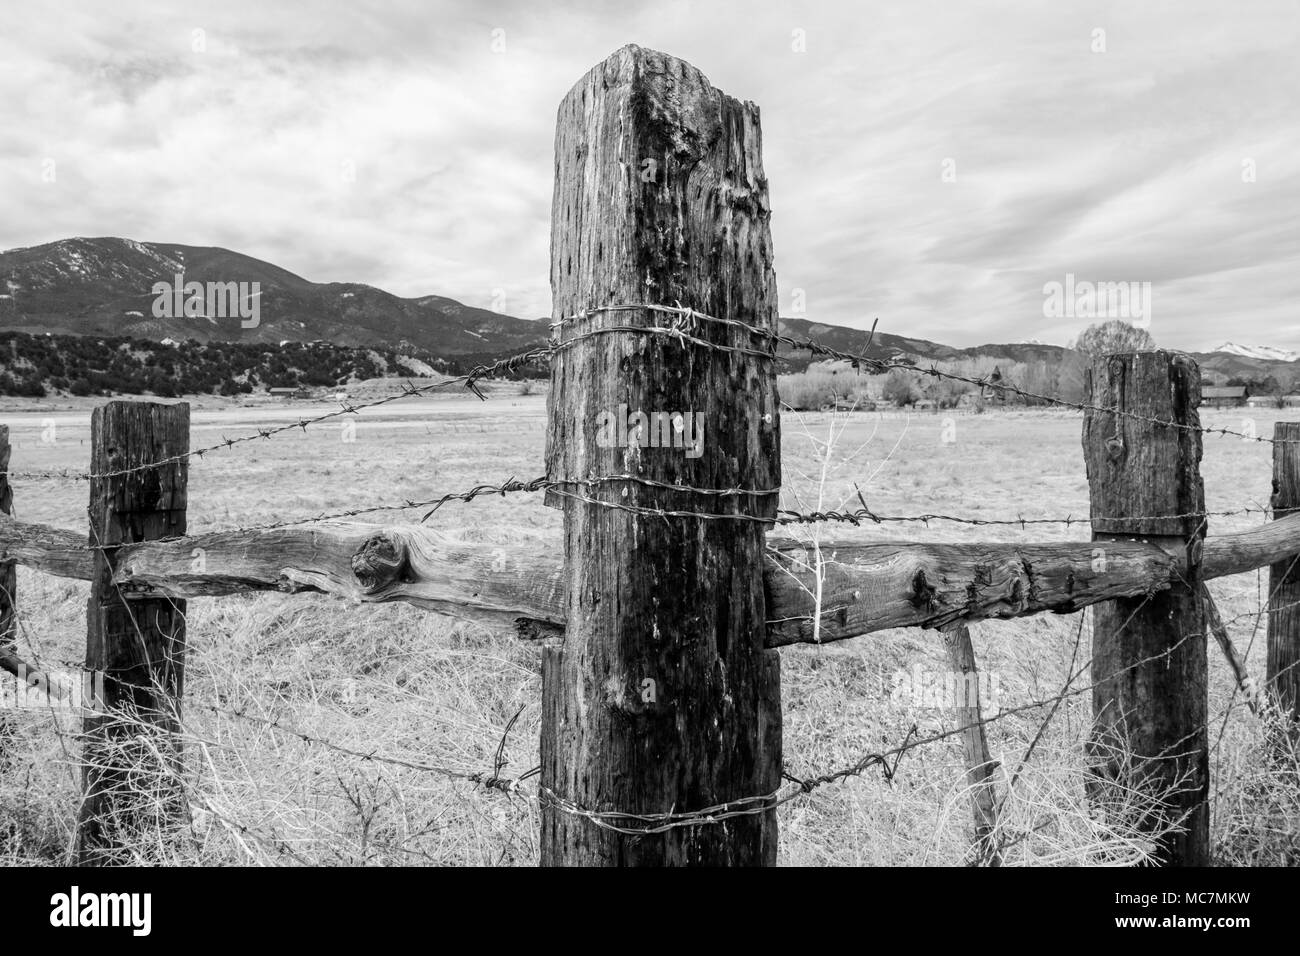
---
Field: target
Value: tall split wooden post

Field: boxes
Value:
[541,45,783,865]
[76,401,189,864]
[1269,422,1300,727]
[1083,350,1208,866]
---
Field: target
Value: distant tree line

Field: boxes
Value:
[1224,374,1296,396]
[877,355,1089,409]
[0,333,423,398]
[780,355,1091,412]
[779,320,1150,412]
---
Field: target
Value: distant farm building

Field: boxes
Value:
[1201,386,1249,408]
[269,386,308,399]
[1245,392,1300,408]
[826,398,875,412]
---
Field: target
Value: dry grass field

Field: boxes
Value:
[0,385,1296,865]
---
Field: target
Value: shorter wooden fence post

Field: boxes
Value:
[1269,422,1300,727]
[75,401,189,864]
[0,425,14,764]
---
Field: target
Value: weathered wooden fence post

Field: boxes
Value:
[541,44,783,865]
[1083,350,1208,866]
[1269,421,1300,725]
[75,401,189,864]
[940,622,1001,865]
[0,425,13,637]
[0,425,14,760]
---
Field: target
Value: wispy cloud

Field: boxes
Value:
[2,0,1296,348]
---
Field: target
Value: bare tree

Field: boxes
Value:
[1070,319,1157,361]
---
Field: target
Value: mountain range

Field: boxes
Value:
[1,237,1293,385]
[0,237,545,362]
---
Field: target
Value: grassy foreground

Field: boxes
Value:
[0,390,1295,865]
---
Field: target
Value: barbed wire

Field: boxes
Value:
[1,346,557,483]
[9,586,1288,848]
[533,622,1208,835]
[189,700,529,796]
[6,302,1297,486]
[0,643,1103,836]
[231,476,551,532]
[540,480,1275,530]
[4,302,1296,861]
[551,303,1300,446]
[0,469,1279,555]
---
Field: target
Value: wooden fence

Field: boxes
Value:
[2,44,1299,866]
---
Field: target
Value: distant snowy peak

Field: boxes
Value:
[1214,342,1298,362]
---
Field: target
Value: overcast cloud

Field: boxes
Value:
[2,0,1297,350]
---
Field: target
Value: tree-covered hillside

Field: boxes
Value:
[0,332,420,398]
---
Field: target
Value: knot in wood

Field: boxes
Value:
[1007,576,1025,609]
[351,531,409,593]
[909,567,938,612]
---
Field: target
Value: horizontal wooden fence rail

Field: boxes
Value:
[4,512,1299,649]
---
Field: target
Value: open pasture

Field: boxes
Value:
[1,393,1291,865]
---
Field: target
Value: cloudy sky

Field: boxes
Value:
[3,0,1297,350]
